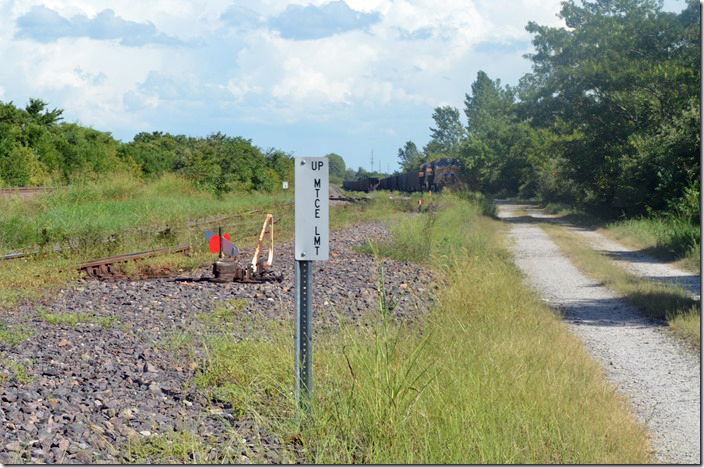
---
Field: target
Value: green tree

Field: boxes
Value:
[523,0,700,212]
[397,141,423,172]
[456,70,540,195]
[264,148,294,188]
[325,153,346,182]
[426,106,465,156]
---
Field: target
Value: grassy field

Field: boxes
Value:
[0,175,412,309]
[0,173,293,254]
[541,202,700,274]
[2,184,653,462]
[134,193,652,463]
[537,222,700,349]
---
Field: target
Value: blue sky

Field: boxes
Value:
[0,0,689,172]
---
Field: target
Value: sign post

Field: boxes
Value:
[294,157,329,412]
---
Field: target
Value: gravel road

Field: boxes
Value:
[522,205,700,300]
[497,201,700,465]
[0,220,436,464]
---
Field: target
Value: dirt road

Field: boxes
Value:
[520,205,700,300]
[496,201,700,464]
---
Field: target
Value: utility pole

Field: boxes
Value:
[370,149,374,173]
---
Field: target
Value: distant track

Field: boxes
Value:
[330,186,370,202]
[0,186,67,197]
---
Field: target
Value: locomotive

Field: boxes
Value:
[342,158,460,193]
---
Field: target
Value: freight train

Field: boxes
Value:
[342,158,461,193]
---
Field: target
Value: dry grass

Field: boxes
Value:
[164,194,652,464]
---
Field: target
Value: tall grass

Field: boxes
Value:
[172,194,650,464]
[0,178,409,310]
[538,200,700,273]
[0,173,293,254]
[301,195,649,463]
[604,216,700,273]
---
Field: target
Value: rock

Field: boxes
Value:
[22,423,37,434]
[1,221,433,465]
[89,424,105,435]
[75,451,92,463]
[69,423,85,435]
[5,441,21,452]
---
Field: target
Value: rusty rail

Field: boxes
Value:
[74,244,190,280]
[329,186,370,202]
[75,244,190,269]
[0,186,67,196]
[0,246,65,261]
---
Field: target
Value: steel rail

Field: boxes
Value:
[74,244,190,269]
[0,186,67,195]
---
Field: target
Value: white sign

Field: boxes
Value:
[282,181,289,189]
[295,157,329,260]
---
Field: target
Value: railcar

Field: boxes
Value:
[342,158,461,194]
[342,177,380,193]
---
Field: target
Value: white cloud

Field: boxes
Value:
[0,0,575,166]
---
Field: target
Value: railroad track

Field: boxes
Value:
[0,209,291,262]
[330,186,370,202]
[76,244,191,280]
[1,194,339,264]
[0,186,66,197]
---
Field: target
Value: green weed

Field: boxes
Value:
[534,200,700,273]
[37,309,117,329]
[0,323,33,347]
[295,194,650,463]
[604,216,700,273]
[0,358,35,385]
[196,299,248,327]
[123,429,250,464]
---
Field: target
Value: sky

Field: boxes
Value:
[0,0,689,173]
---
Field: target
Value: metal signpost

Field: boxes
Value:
[294,157,329,412]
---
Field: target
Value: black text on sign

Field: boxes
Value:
[295,157,329,261]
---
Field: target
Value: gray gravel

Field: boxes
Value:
[497,201,700,465]
[0,220,436,464]
[523,205,701,300]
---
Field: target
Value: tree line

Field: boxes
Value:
[0,98,295,195]
[400,0,699,222]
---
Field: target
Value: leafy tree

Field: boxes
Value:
[465,71,515,138]
[354,166,369,179]
[397,141,423,172]
[426,106,465,156]
[456,71,539,195]
[26,99,63,126]
[325,153,346,179]
[264,148,294,188]
[523,0,700,212]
